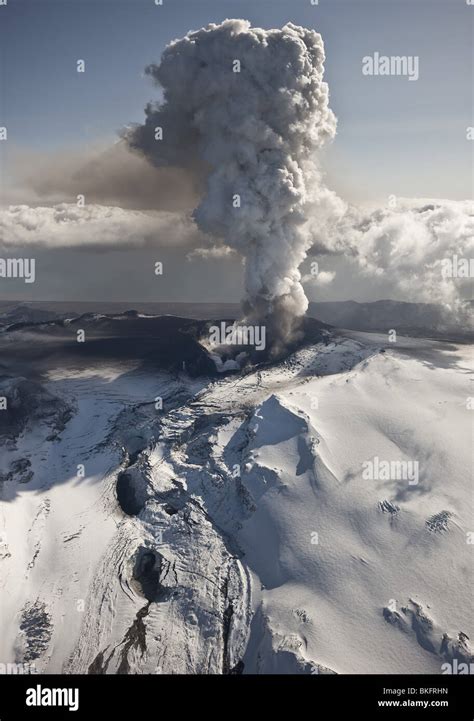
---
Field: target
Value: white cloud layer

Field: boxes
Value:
[0,198,471,327]
[0,203,202,250]
[308,198,474,322]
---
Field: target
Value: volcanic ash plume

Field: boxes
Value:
[128,19,336,352]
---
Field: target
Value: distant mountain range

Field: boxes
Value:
[0,299,471,341]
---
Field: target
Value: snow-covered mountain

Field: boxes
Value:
[0,313,472,674]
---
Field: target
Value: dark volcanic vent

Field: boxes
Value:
[132,548,167,602]
[116,471,143,516]
[201,315,332,373]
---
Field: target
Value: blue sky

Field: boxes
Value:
[1,0,473,202]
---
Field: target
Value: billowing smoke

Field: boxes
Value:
[127,19,336,353]
[307,198,474,329]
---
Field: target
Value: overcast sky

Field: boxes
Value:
[0,0,472,304]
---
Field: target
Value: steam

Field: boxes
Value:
[0,203,202,249]
[308,198,474,327]
[127,19,336,352]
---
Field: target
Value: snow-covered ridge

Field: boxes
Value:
[0,321,472,674]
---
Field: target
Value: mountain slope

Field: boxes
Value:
[0,323,472,674]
